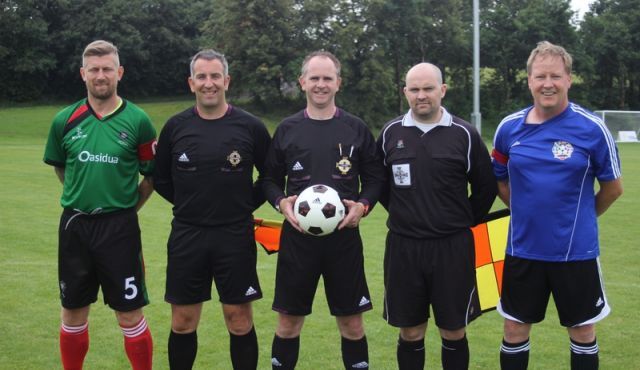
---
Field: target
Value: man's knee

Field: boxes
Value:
[223,303,254,335]
[276,314,305,338]
[337,314,365,339]
[171,304,202,333]
[115,308,144,328]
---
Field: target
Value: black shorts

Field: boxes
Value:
[383,229,481,330]
[498,255,610,327]
[273,221,372,316]
[58,208,149,311]
[165,219,262,305]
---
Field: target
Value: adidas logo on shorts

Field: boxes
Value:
[358,296,370,307]
[596,297,604,307]
[245,286,258,296]
[178,153,190,162]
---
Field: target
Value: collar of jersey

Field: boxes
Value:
[402,107,452,128]
[87,98,125,120]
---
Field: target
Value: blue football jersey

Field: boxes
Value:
[492,103,621,261]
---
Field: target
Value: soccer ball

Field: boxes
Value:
[294,184,345,236]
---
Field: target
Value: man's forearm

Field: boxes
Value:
[136,176,154,211]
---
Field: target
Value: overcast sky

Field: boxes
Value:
[571,0,594,18]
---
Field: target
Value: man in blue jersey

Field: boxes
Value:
[492,41,623,370]
[43,40,155,370]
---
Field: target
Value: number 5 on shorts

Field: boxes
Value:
[124,276,138,300]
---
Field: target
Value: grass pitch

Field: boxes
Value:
[1,101,638,369]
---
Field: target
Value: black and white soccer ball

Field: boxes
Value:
[294,184,345,236]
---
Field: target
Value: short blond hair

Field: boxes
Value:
[82,40,120,67]
[526,41,572,75]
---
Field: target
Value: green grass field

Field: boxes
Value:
[1,101,638,369]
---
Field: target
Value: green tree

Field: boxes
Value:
[579,0,640,109]
[368,0,470,117]
[200,0,297,110]
[0,0,56,100]
[45,0,205,99]
[480,0,577,119]
[317,0,396,126]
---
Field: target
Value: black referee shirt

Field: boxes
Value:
[263,108,385,209]
[153,105,271,227]
[377,109,497,239]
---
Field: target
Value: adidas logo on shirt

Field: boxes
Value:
[358,296,370,307]
[178,153,190,162]
[292,161,304,171]
[352,361,369,368]
[245,286,258,296]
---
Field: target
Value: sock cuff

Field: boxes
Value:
[275,334,300,344]
[230,325,256,338]
[442,335,468,350]
[501,338,531,354]
[61,322,88,334]
[342,335,367,344]
[570,338,598,355]
[398,335,425,351]
[121,316,148,338]
[170,329,197,338]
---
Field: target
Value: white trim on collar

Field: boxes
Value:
[402,107,452,128]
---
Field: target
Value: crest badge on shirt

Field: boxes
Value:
[392,163,411,186]
[71,128,87,141]
[552,141,573,160]
[227,150,242,167]
[336,157,352,175]
[117,131,131,147]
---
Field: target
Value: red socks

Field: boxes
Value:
[121,317,153,370]
[60,322,89,370]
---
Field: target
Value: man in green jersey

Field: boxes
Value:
[43,40,155,370]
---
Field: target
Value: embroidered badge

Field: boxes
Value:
[71,128,87,141]
[117,131,130,146]
[336,143,354,175]
[336,157,352,175]
[227,150,242,167]
[552,141,573,160]
[392,164,411,186]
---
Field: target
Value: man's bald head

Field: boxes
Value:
[403,62,447,123]
[405,63,443,86]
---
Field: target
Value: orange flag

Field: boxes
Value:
[253,218,282,254]
[254,209,510,311]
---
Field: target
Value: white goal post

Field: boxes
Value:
[594,110,640,143]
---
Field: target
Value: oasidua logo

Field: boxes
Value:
[78,151,119,164]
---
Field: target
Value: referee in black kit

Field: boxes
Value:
[262,50,385,370]
[153,49,271,369]
[377,62,497,370]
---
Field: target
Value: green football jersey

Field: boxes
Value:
[44,99,157,213]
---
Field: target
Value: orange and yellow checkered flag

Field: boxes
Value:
[254,209,510,311]
[471,209,509,312]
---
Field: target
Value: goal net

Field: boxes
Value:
[594,110,640,142]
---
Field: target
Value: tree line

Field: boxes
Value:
[1,0,638,127]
